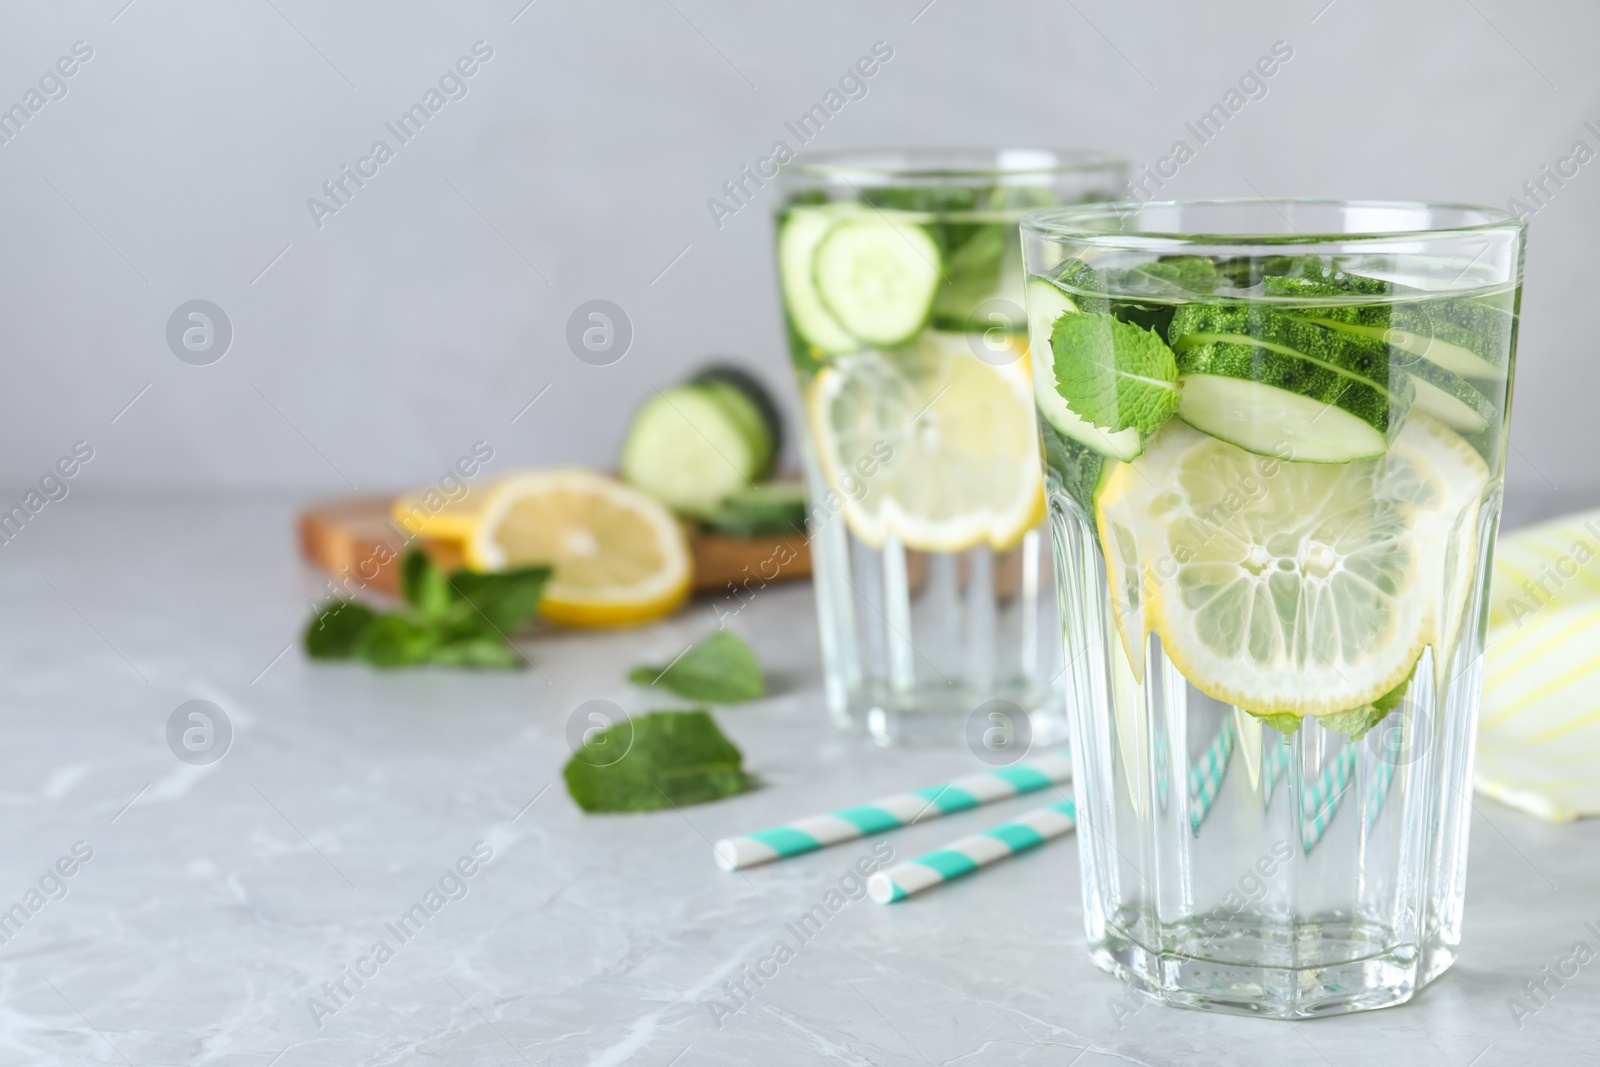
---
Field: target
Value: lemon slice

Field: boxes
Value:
[1097,413,1486,718]
[392,487,486,540]
[463,468,691,627]
[807,333,1046,553]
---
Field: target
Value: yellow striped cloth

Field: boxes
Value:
[1481,508,1600,821]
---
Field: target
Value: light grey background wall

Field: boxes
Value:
[0,0,1591,504]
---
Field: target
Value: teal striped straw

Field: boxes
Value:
[868,799,1077,903]
[1301,745,1358,851]
[712,753,1072,871]
[1187,718,1235,834]
[1364,726,1401,832]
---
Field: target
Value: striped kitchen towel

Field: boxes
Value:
[1480,508,1600,821]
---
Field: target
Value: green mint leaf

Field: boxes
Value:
[1319,669,1414,741]
[563,709,754,813]
[1050,312,1181,435]
[355,615,439,668]
[400,550,452,618]
[428,634,525,669]
[628,630,765,703]
[446,565,551,633]
[1254,711,1304,736]
[304,601,377,659]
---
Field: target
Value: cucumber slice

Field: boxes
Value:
[1175,371,1390,463]
[1295,298,1511,381]
[1025,277,1144,461]
[619,385,761,512]
[813,217,941,347]
[1401,357,1496,433]
[778,208,859,356]
[696,482,807,539]
[692,364,782,478]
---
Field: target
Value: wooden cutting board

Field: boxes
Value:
[297,496,811,600]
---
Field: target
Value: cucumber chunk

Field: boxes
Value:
[1025,277,1144,461]
[692,364,782,477]
[813,216,941,347]
[1175,372,1390,463]
[619,385,762,512]
[778,208,859,355]
[1400,357,1496,433]
[695,482,807,539]
[1294,297,1512,382]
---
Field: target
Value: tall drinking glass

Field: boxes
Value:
[1021,200,1524,1017]
[774,149,1127,746]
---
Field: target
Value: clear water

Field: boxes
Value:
[803,431,1064,746]
[1037,264,1516,1016]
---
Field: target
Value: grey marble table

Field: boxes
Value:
[1,494,1597,1066]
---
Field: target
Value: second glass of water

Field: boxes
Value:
[772,148,1128,745]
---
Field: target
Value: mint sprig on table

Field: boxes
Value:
[1051,312,1181,435]
[564,709,754,813]
[304,549,550,668]
[628,630,765,703]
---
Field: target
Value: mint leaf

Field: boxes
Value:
[401,550,452,617]
[628,630,764,703]
[446,565,551,633]
[1050,312,1181,434]
[1318,669,1414,741]
[304,601,377,659]
[356,615,439,667]
[303,550,548,670]
[563,709,754,813]
[1254,711,1304,736]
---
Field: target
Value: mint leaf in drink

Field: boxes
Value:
[1050,312,1181,435]
[1319,669,1413,740]
[564,709,754,813]
[305,601,377,659]
[628,630,765,703]
[1256,711,1304,736]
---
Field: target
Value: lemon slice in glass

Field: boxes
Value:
[463,468,691,627]
[1097,413,1485,718]
[807,333,1046,553]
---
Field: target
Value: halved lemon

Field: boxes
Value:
[462,468,691,627]
[1097,412,1487,718]
[807,332,1046,553]
[392,487,485,540]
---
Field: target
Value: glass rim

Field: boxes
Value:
[783,147,1128,182]
[1021,197,1528,244]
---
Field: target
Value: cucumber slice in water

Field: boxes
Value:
[1401,357,1495,433]
[1025,277,1144,461]
[1174,370,1390,464]
[813,217,941,347]
[619,385,763,512]
[1174,335,1407,462]
[778,209,859,356]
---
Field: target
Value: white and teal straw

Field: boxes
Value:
[712,753,1073,872]
[867,799,1077,903]
[1188,719,1235,834]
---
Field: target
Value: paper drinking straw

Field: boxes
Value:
[712,753,1072,871]
[1187,719,1235,835]
[1301,745,1359,852]
[868,799,1077,903]
[1364,727,1401,833]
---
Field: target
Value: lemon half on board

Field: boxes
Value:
[462,468,691,627]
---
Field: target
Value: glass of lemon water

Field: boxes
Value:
[1022,199,1525,1017]
[774,149,1127,746]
